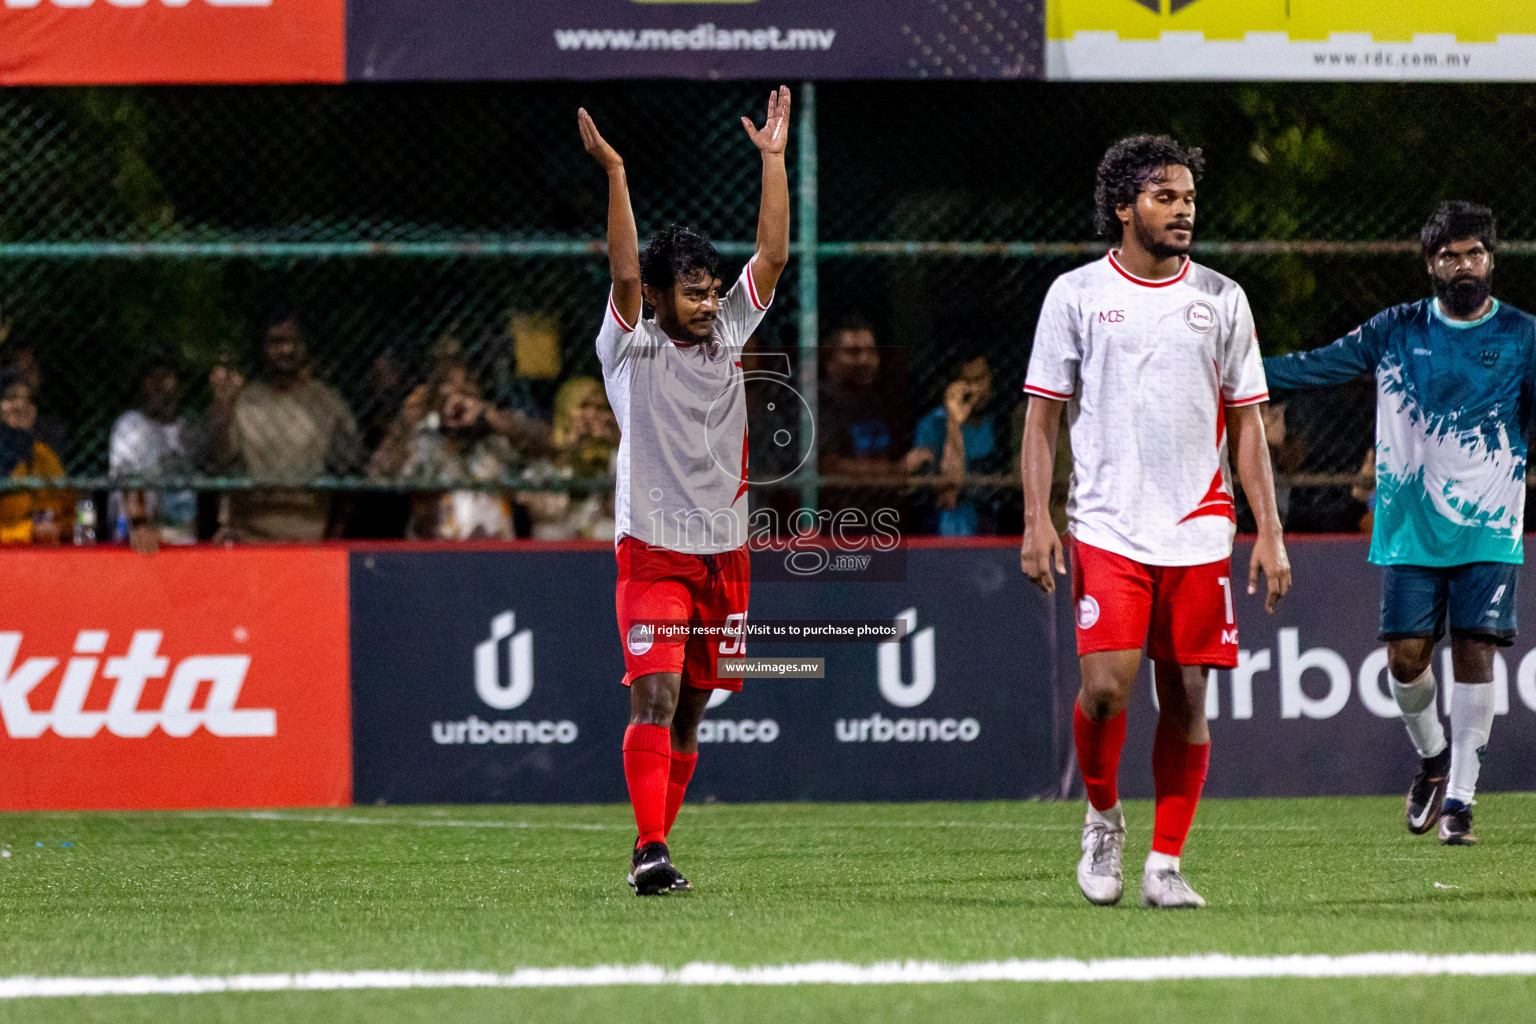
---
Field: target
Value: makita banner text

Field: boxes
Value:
[0,549,351,809]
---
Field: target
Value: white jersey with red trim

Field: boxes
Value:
[597,260,773,555]
[1025,252,1268,566]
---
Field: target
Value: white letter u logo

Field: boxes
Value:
[877,607,935,708]
[475,611,533,710]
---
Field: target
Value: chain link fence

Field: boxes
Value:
[2,82,1535,541]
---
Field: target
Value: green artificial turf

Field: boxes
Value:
[0,794,1532,1021]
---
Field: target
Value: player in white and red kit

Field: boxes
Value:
[578,89,790,895]
[1021,135,1291,908]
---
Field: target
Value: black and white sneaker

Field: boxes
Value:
[1406,747,1451,835]
[627,841,683,896]
[1439,802,1477,846]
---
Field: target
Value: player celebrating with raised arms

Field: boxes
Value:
[579,88,789,895]
[1021,135,1291,909]
[1264,202,1536,846]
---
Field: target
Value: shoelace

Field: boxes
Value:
[1160,869,1197,898]
[1086,824,1123,875]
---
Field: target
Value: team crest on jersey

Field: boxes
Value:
[1183,300,1217,334]
[1076,596,1100,629]
[1481,349,1500,368]
[626,623,655,656]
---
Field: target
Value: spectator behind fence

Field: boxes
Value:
[0,370,74,545]
[374,359,524,539]
[109,354,200,553]
[345,346,414,539]
[521,376,619,541]
[1271,401,1308,522]
[2,343,69,460]
[908,352,1008,537]
[206,313,365,542]
[817,315,912,531]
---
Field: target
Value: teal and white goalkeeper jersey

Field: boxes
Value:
[1264,298,1536,567]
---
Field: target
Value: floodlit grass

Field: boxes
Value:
[0,794,1532,1021]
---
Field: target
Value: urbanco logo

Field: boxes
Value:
[474,611,532,711]
[839,607,980,744]
[878,607,934,708]
[435,611,576,747]
[0,630,273,739]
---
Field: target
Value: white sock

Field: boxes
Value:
[1447,681,1496,806]
[1393,666,1447,759]
[1145,850,1179,874]
[1087,802,1124,828]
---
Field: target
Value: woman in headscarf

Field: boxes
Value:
[519,376,619,541]
[0,369,74,544]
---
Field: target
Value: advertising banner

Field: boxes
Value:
[1048,0,1536,80]
[0,0,346,85]
[0,548,352,809]
[346,0,1043,82]
[1054,538,1536,799]
[348,542,1057,804]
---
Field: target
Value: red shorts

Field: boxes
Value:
[1070,539,1239,668]
[615,537,751,691]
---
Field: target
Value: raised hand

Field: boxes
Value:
[741,85,792,155]
[209,364,245,408]
[944,380,977,426]
[578,108,624,172]
[442,392,487,431]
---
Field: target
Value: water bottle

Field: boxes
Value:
[73,498,97,546]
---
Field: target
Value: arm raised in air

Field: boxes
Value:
[579,107,641,330]
[741,85,791,301]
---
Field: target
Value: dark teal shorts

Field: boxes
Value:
[1380,562,1518,646]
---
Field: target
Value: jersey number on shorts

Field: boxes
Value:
[719,612,748,655]
[1218,575,1239,645]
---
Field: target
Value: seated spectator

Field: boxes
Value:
[0,371,74,545]
[520,376,619,541]
[817,316,913,531]
[379,360,524,540]
[2,343,68,460]
[206,313,365,542]
[907,352,1008,537]
[109,354,200,553]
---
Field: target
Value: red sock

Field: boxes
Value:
[1151,728,1211,857]
[623,724,672,847]
[664,750,698,837]
[1074,703,1127,811]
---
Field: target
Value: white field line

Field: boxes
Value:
[223,812,1321,833]
[2,953,1535,998]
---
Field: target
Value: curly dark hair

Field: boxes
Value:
[1421,200,1496,258]
[1093,134,1206,240]
[639,224,720,292]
